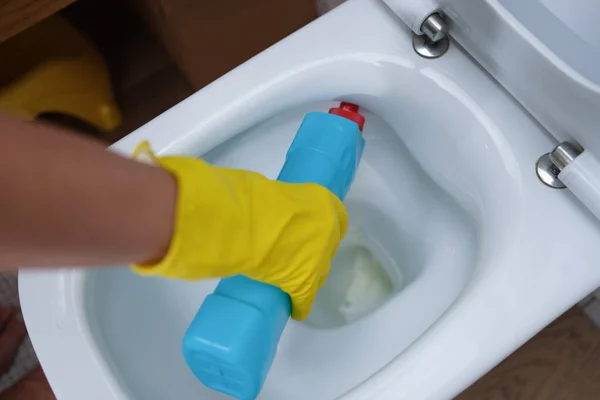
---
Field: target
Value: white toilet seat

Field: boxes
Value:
[20,1,600,399]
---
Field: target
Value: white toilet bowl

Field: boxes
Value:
[20,1,600,399]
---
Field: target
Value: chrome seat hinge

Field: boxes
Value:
[381,0,450,58]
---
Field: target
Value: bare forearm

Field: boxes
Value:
[0,113,176,267]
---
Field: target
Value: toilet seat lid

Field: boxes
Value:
[447,0,600,156]
[497,0,600,86]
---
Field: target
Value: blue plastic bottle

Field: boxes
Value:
[182,103,366,400]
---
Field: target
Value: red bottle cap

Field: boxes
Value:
[328,102,365,131]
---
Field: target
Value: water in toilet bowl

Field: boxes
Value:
[307,226,400,329]
[309,227,402,327]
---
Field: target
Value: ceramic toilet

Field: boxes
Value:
[19,0,600,399]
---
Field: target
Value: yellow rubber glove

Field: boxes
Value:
[131,143,348,320]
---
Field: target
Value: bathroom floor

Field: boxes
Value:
[458,308,600,400]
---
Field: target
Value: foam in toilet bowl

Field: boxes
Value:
[333,243,393,322]
[309,226,398,327]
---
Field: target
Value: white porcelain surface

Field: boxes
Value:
[20,0,600,399]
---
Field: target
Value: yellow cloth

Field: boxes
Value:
[0,16,121,131]
[131,143,347,320]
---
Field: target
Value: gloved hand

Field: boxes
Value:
[131,143,348,320]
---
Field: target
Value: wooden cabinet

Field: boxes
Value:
[0,0,77,44]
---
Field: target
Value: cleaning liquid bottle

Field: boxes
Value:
[182,102,366,400]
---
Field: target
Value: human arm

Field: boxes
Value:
[0,112,176,267]
[0,112,347,320]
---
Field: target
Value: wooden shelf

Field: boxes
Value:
[0,0,76,44]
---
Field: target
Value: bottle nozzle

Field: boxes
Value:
[329,102,365,131]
